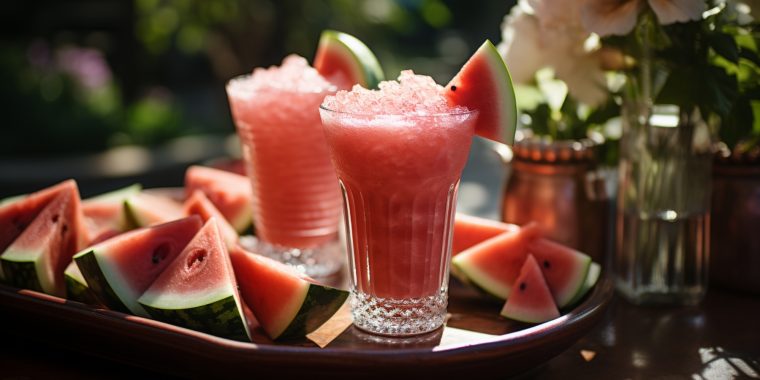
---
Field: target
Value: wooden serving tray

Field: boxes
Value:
[0,274,612,378]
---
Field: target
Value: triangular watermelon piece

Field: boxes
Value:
[0,180,78,257]
[528,238,591,308]
[123,192,184,229]
[451,223,543,299]
[445,40,517,144]
[139,219,250,342]
[83,184,142,243]
[185,166,253,233]
[313,30,384,90]
[229,246,348,340]
[500,255,560,324]
[74,216,203,316]
[183,190,238,250]
[452,213,519,255]
[1,185,85,297]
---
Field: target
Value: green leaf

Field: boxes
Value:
[710,32,740,63]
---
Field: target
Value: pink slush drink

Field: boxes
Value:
[226,56,342,250]
[319,71,477,335]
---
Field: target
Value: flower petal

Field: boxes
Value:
[581,0,644,36]
[497,7,548,84]
[648,0,705,24]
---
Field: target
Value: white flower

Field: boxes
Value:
[581,0,706,37]
[497,6,548,84]
[498,1,609,106]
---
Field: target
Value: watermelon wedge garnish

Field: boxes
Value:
[83,184,142,243]
[1,185,85,297]
[124,192,184,229]
[453,213,519,255]
[500,255,560,324]
[183,190,238,250]
[451,223,543,299]
[528,238,591,308]
[313,30,384,90]
[185,165,253,233]
[229,246,348,340]
[74,216,203,316]
[445,40,517,144]
[139,219,251,342]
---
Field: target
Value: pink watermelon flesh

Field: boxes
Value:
[528,238,591,308]
[185,166,253,233]
[184,190,238,250]
[445,40,516,144]
[230,246,310,339]
[0,180,77,255]
[73,216,203,316]
[452,213,520,255]
[124,192,184,228]
[1,185,84,296]
[500,255,560,324]
[82,184,141,243]
[451,222,543,299]
[138,219,250,341]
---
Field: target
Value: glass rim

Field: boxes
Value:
[225,73,338,96]
[318,103,478,118]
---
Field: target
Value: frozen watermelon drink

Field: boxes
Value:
[225,32,383,277]
[320,41,517,336]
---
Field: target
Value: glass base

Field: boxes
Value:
[238,236,343,278]
[350,289,447,336]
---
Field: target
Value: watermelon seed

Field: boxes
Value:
[450,85,457,91]
[61,224,68,236]
[519,282,526,291]
[186,249,208,270]
[543,260,551,269]
[51,214,59,223]
[152,242,171,264]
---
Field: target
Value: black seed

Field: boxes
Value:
[61,224,68,236]
[519,282,526,291]
[51,214,60,223]
[152,242,171,264]
[543,260,551,269]
[450,85,457,91]
[186,249,208,270]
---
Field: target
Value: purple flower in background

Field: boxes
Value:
[55,46,113,90]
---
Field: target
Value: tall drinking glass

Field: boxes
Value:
[226,57,343,277]
[319,107,477,336]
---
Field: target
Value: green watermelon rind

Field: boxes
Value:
[1,248,59,296]
[451,253,512,300]
[564,262,601,308]
[480,40,518,145]
[64,261,100,305]
[318,30,385,89]
[74,249,146,316]
[277,283,349,341]
[549,254,592,309]
[140,294,250,342]
[0,257,46,293]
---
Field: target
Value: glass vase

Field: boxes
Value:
[614,103,715,305]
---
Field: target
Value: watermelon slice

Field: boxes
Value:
[528,238,592,308]
[183,190,238,250]
[229,246,348,340]
[445,40,517,144]
[565,262,601,307]
[74,216,203,316]
[500,255,560,324]
[451,223,543,299]
[64,261,100,305]
[0,180,78,259]
[185,166,252,233]
[1,186,84,297]
[313,30,384,90]
[453,213,519,255]
[139,219,251,342]
[83,184,142,243]
[124,192,184,229]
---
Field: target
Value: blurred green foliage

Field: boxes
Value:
[1,0,513,157]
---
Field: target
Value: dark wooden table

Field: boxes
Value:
[1,287,757,379]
